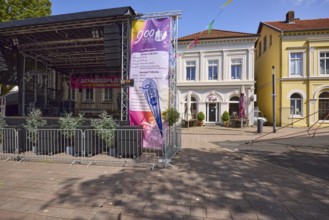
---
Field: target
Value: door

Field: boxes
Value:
[208,103,217,122]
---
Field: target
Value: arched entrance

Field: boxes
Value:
[319,91,329,120]
[229,96,240,118]
[206,95,220,123]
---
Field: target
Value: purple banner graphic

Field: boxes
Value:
[129,18,171,148]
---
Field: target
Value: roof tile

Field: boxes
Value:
[179,29,258,41]
[264,18,329,32]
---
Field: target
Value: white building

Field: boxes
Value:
[177,30,258,125]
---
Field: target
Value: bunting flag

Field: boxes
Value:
[194,36,199,47]
[208,20,214,35]
[183,0,233,52]
[221,0,233,8]
[186,40,194,49]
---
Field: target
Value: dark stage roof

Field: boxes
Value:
[0,6,136,82]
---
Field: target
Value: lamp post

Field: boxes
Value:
[272,66,276,133]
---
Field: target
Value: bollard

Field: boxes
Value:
[257,119,263,133]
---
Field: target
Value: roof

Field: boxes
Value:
[179,29,258,42]
[259,18,329,33]
[0,7,136,80]
[0,7,135,29]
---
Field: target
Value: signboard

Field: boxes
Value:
[129,17,171,148]
[70,76,120,89]
[208,95,218,102]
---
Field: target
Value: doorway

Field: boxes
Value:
[208,103,217,122]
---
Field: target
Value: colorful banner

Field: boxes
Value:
[70,76,120,89]
[129,17,171,148]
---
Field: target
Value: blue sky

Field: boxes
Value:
[51,0,329,37]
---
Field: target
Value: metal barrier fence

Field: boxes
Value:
[0,126,181,169]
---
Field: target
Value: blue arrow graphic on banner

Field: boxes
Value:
[142,78,163,137]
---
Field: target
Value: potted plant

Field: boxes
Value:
[24,108,47,153]
[162,107,180,127]
[197,112,205,126]
[221,111,230,127]
[91,111,117,155]
[59,113,84,155]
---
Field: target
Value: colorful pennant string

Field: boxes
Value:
[180,0,233,54]
[221,0,233,8]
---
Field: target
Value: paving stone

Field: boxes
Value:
[190,205,206,218]
[1,127,329,220]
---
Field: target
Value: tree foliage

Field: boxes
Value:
[91,111,117,148]
[0,0,52,95]
[0,0,52,22]
[162,108,180,127]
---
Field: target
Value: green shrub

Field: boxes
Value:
[59,113,84,146]
[221,111,230,122]
[91,111,117,147]
[24,109,47,146]
[162,108,180,126]
[197,112,205,121]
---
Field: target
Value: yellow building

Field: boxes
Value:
[255,11,329,127]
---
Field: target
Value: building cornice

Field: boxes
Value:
[177,81,255,87]
[179,37,258,47]
[281,76,329,81]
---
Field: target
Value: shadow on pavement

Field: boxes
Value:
[36,146,329,220]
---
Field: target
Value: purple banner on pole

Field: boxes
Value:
[129,18,171,149]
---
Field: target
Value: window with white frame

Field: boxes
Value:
[289,52,303,76]
[186,61,196,81]
[208,60,218,80]
[103,88,112,102]
[290,93,302,116]
[320,52,329,75]
[68,88,75,101]
[84,88,94,101]
[231,58,242,80]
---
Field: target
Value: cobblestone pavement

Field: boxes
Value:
[0,126,328,220]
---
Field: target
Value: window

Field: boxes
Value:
[270,35,272,46]
[208,60,218,80]
[263,36,267,52]
[290,93,302,116]
[319,91,329,120]
[68,88,75,101]
[290,52,303,76]
[103,88,112,102]
[186,61,196,81]
[84,88,94,101]
[231,59,242,79]
[320,52,329,75]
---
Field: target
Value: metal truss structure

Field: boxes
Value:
[0,7,180,122]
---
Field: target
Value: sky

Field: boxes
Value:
[51,0,329,37]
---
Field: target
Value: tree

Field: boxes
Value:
[0,0,52,95]
[0,0,52,22]
[162,108,180,127]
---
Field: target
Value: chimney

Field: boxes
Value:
[286,11,295,23]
